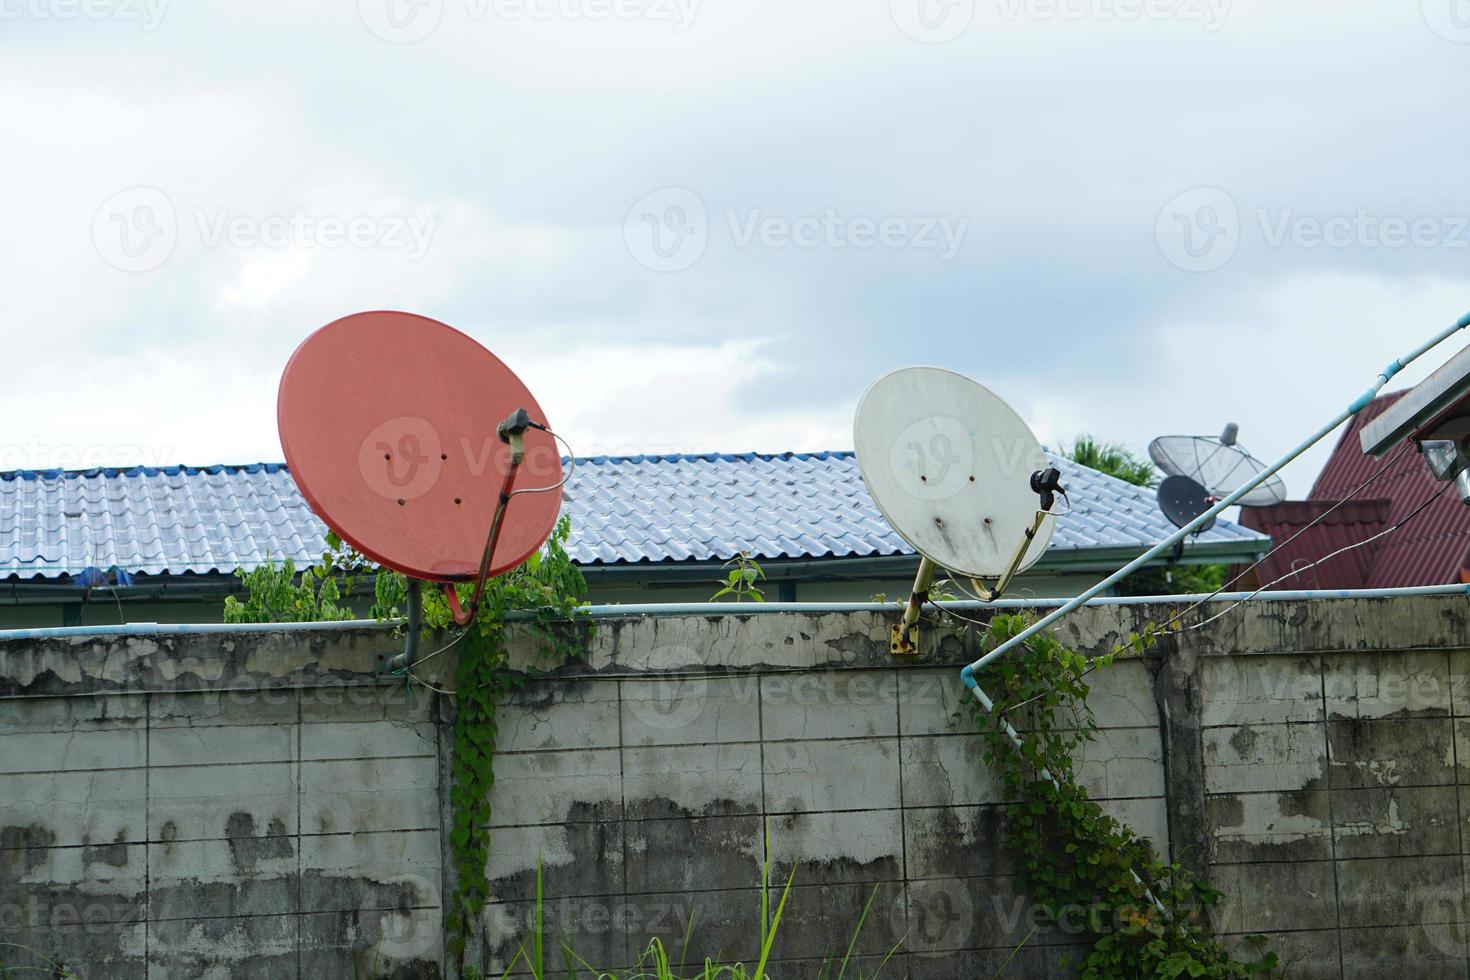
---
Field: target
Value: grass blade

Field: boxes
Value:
[498,944,528,979]
[678,908,698,976]
[534,856,545,980]
[988,927,1037,979]
[752,865,797,980]
[835,884,880,980]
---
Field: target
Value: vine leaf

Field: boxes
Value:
[962,612,1279,979]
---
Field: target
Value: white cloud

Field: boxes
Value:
[1031,272,1470,496]
[2,0,1468,519]
[503,337,852,457]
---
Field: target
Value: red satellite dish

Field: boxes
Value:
[278,311,564,618]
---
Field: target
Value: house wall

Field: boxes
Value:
[580,573,1100,605]
[0,570,1109,629]
[0,598,243,629]
[2,597,1467,978]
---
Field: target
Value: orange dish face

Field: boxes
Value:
[278,310,563,582]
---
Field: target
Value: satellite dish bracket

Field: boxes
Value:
[380,578,424,677]
[384,405,534,672]
[987,504,1055,600]
[892,471,1067,656]
[981,473,1070,601]
[891,556,937,656]
[445,409,533,626]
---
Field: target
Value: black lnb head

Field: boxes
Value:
[1030,467,1065,511]
[498,408,533,443]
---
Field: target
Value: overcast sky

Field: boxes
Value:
[4,0,1469,497]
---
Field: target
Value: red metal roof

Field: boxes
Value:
[1237,500,1389,590]
[1239,392,1470,590]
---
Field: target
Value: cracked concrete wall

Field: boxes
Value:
[1,595,1467,978]
[0,628,444,980]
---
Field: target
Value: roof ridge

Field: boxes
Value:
[0,463,289,482]
[575,450,857,465]
[0,453,865,481]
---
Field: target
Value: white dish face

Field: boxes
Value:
[854,366,1054,580]
[1149,435,1287,507]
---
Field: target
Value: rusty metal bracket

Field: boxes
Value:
[890,621,920,657]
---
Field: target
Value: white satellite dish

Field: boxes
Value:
[1149,425,1287,508]
[855,366,1058,582]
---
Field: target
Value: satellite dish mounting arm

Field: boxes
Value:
[892,468,1067,655]
[445,408,535,626]
[983,468,1066,600]
[893,556,939,655]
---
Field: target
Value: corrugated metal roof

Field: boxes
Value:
[0,463,314,582]
[0,452,1267,581]
[1241,392,1470,590]
[1238,500,1389,591]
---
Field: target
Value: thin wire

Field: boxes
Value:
[73,576,128,626]
[507,430,576,498]
[944,576,991,603]
[1174,478,1455,634]
[930,481,1449,715]
[1164,440,1417,626]
[982,496,1070,600]
[403,622,475,672]
[925,441,1427,638]
[406,432,577,669]
[431,426,570,632]
[925,597,996,629]
[402,667,456,696]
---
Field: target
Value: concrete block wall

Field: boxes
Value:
[0,632,445,979]
[480,652,1167,978]
[1,596,1467,978]
[1199,647,1470,979]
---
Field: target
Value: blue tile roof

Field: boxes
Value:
[0,452,1267,581]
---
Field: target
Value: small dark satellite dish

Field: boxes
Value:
[1158,475,1217,533]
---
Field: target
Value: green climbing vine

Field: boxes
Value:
[225,520,590,962]
[961,613,1280,979]
[372,517,590,959]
